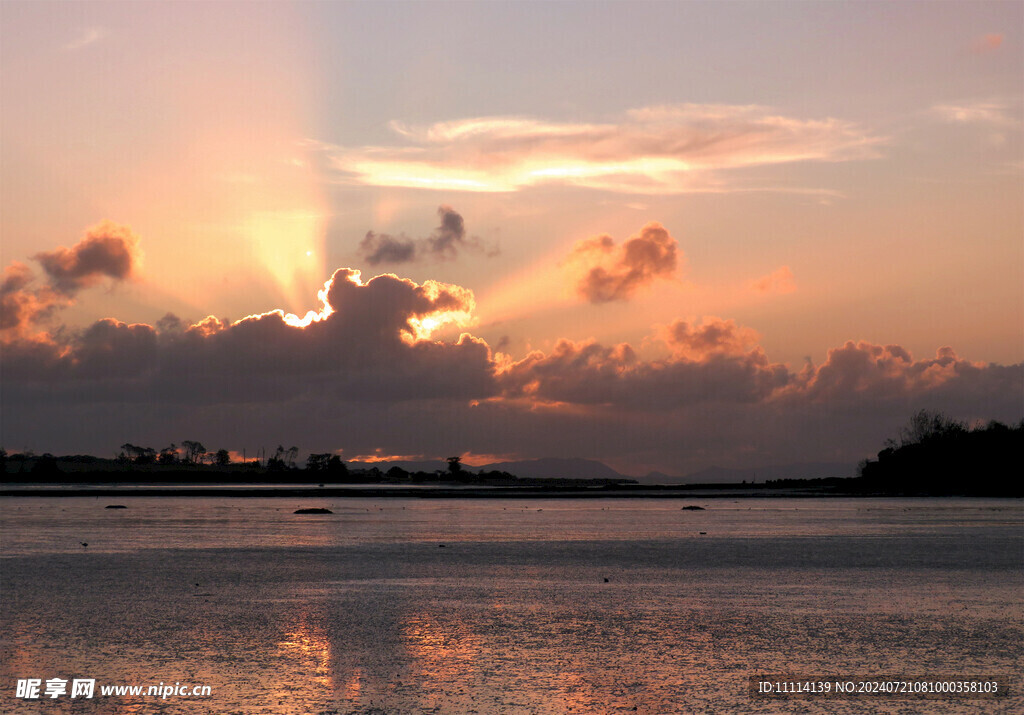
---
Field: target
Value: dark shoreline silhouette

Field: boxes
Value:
[3,412,1020,498]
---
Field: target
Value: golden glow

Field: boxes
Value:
[475,251,574,328]
[244,209,328,311]
[233,274,338,329]
[400,278,476,343]
[322,107,880,194]
[336,158,510,192]
[346,450,427,463]
[458,451,521,466]
[403,310,473,343]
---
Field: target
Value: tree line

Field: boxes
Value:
[857,410,1022,496]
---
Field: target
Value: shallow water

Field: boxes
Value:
[1,497,1021,713]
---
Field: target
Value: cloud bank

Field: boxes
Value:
[2,225,1020,474]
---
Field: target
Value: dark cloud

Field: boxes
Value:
[2,229,1020,476]
[567,222,678,303]
[34,221,140,294]
[359,233,417,265]
[358,206,498,265]
[782,342,1024,406]
[2,268,496,405]
[500,332,790,409]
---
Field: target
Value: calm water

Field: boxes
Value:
[1,497,1021,713]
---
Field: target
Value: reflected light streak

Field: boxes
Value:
[401,614,480,693]
[277,614,333,688]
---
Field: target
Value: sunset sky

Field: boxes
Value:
[2,1,1021,476]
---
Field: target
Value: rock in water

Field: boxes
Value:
[294,507,333,514]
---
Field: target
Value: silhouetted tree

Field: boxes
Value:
[886,409,965,449]
[326,455,348,479]
[32,453,60,476]
[181,440,206,464]
[214,449,231,466]
[158,444,179,465]
[307,453,331,471]
[387,465,409,480]
[447,456,462,476]
[268,445,287,471]
[859,411,1022,495]
[120,443,156,465]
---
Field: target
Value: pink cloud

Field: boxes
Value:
[659,317,760,359]
[566,222,679,303]
[750,265,796,295]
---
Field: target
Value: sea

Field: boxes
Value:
[1,496,1021,714]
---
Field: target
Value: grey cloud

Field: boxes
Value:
[360,233,417,265]
[34,221,140,294]
[358,206,498,265]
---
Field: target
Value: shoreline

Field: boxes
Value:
[2,485,1018,499]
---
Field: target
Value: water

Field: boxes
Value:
[1,497,1021,713]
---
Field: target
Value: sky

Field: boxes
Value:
[1,1,1022,476]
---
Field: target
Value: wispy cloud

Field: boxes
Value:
[63,27,106,52]
[315,104,881,194]
[931,101,1020,128]
[750,265,796,295]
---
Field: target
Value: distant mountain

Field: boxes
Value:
[345,457,631,481]
[675,462,857,485]
[345,457,854,484]
[477,457,628,481]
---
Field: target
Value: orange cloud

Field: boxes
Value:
[971,33,1003,53]
[1,263,66,336]
[315,104,880,194]
[750,265,796,295]
[566,222,679,303]
[2,223,141,339]
[659,317,760,359]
